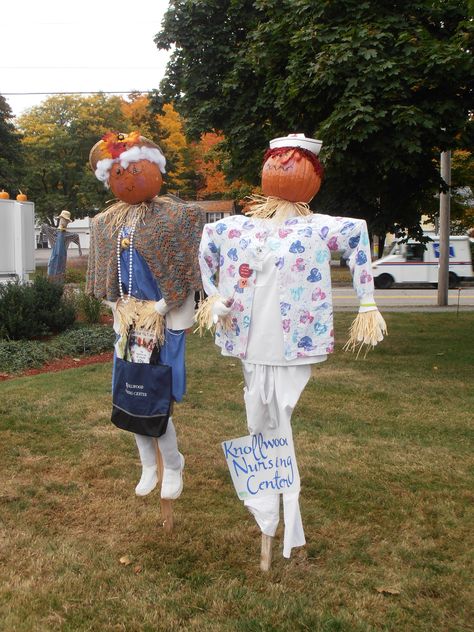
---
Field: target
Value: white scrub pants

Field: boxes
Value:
[134,417,181,470]
[242,363,311,558]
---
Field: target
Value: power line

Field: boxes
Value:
[3,90,157,96]
[1,67,163,70]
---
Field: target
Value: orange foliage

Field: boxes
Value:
[194,133,227,198]
[121,96,154,137]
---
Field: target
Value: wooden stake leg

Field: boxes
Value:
[260,534,273,571]
[156,441,174,532]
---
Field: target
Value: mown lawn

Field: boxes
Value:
[0,313,473,632]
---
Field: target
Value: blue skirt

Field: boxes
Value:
[159,329,186,402]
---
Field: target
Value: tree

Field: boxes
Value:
[17,94,129,223]
[123,95,201,197]
[0,95,24,194]
[155,102,200,196]
[424,148,474,234]
[156,0,474,250]
[193,132,253,200]
[450,150,474,233]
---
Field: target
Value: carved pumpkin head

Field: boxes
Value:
[89,131,166,204]
[261,134,324,203]
[108,160,163,205]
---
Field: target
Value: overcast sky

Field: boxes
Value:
[1,0,171,118]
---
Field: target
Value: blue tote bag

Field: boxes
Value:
[111,349,172,438]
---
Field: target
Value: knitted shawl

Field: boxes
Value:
[86,197,204,308]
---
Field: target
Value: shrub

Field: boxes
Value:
[48,326,115,356]
[65,267,86,284]
[0,325,115,374]
[0,277,76,340]
[77,291,104,324]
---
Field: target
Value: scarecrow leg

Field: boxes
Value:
[156,442,174,532]
[260,534,273,572]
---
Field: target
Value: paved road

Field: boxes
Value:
[34,249,474,311]
[333,287,474,311]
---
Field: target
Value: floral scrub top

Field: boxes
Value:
[198,212,375,361]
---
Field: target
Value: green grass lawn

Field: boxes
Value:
[0,313,473,632]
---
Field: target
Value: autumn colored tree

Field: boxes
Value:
[18,94,129,223]
[155,102,195,195]
[121,92,164,140]
[123,96,200,197]
[193,132,253,200]
[424,149,474,234]
[194,133,227,198]
[450,150,474,233]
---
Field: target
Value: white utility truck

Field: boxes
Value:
[372,234,474,289]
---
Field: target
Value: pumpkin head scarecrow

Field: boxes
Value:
[86,131,204,502]
[89,131,165,205]
[197,133,386,566]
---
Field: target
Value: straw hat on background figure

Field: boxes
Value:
[56,210,72,230]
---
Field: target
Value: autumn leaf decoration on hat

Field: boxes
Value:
[100,131,141,159]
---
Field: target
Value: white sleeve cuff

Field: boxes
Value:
[154,298,170,316]
[359,294,377,313]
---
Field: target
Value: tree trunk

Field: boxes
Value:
[378,233,386,258]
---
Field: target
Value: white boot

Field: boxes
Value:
[135,465,158,496]
[161,453,185,500]
[134,434,158,497]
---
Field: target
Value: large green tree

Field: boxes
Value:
[0,95,24,195]
[17,94,129,223]
[156,0,473,246]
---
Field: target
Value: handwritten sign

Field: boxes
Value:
[222,431,300,500]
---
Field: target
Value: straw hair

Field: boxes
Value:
[97,200,153,235]
[343,310,388,358]
[115,297,165,345]
[96,195,177,235]
[135,300,166,345]
[245,195,312,222]
[115,298,141,337]
[194,295,232,336]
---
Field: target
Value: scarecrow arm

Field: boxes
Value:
[42,223,57,248]
[319,215,387,351]
[195,223,232,332]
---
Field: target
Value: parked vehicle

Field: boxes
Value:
[372,234,474,289]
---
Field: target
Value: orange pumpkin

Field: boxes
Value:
[108,159,163,205]
[0,190,9,199]
[261,148,322,203]
[16,190,27,202]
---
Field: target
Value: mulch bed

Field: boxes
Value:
[0,351,113,382]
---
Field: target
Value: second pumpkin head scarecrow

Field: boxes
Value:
[197,132,387,565]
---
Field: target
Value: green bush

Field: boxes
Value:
[64,287,104,325]
[65,267,86,284]
[0,277,76,340]
[77,291,104,324]
[0,325,115,374]
[48,326,115,356]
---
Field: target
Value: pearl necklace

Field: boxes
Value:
[116,218,138,303]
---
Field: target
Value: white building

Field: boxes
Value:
[36,217,92,251]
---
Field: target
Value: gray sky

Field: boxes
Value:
[1,0,171,118]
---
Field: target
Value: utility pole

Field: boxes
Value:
[437,150,451,306]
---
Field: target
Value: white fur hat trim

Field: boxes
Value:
[95,146,166,185]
